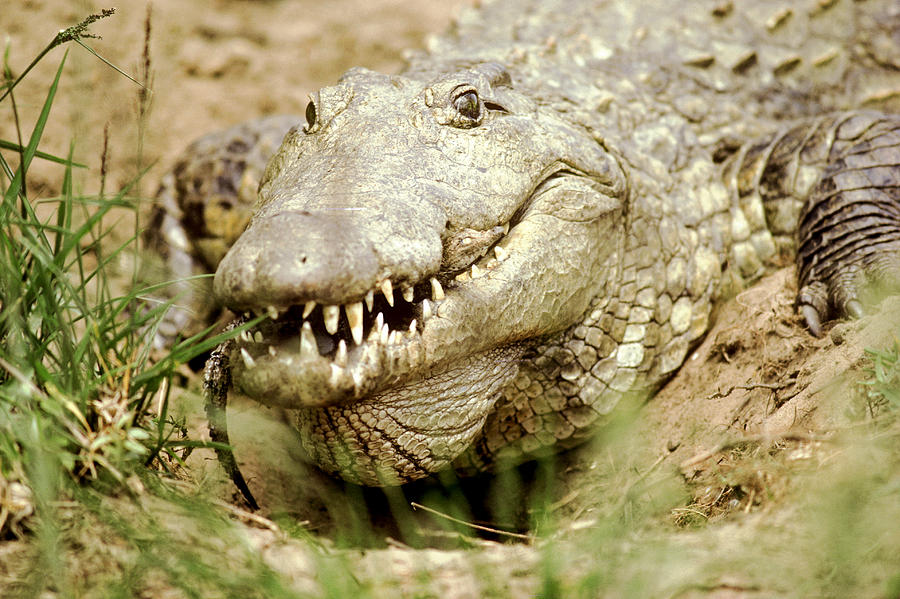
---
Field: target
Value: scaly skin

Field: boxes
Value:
[149,0,900,486]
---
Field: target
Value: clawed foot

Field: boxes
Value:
[797,265,896,337]
[794,116,900,337]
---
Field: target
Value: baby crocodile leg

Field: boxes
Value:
[204,318,259,510]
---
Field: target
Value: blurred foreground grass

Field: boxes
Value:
[0,10,898,599]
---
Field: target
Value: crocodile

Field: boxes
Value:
[148,0,900,488]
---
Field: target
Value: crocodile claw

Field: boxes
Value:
[799,303,823,338]
[846,299,864,320]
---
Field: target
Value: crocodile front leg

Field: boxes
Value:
[723,112,900,336]
[795,114,900,335]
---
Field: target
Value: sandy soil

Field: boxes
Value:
[3,0,472,199]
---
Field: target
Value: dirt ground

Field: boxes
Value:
[3,1,900,597]
[3,0,472,199]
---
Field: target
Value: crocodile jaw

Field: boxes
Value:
[226,222,531,485]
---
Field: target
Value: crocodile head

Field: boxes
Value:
[213,63,628,485]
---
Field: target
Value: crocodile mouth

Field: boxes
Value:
[229,222,514,408]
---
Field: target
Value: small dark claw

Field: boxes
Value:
[800,304,823,337]
[844,299,864,320]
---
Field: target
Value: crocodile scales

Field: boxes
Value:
[147,0,900,487]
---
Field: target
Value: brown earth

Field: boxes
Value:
[3,0,471,200]
[3,2,899,597]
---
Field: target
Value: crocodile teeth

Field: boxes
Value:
[375,312,384,331]
[402,286,414,303]
[266,305,279,320]
[330,363,342,386]
[430,277,444,301]
[422,298,432,320]
[335,339,348,367]
[253,331,264,344]
[502,222,510,235]
[303,301,316,319]
[381,279,394,307]
[323,305,340,335]
[455,271,471,283]
[268,345,277,357]
[409,319,417,334]
[494,245,509,261]
[240,348,256,368]
[380,323,390,345]
[240,330,252,343]
[300,322,317,357]
[365,290,374,312]
[346,302,364,345]
[471,264,484,279]
[389,330,398,345]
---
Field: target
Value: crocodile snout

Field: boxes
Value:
[213,211,381,311]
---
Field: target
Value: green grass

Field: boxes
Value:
[0,12,296,597]
[1,9,899,599]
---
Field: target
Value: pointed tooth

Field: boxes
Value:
[266,305,279,320]
[389,331,398,345]
[240,348,256,368]
[352,370,364,390]
[367,325,380,343]
[494,245,509,261]
[253,331,264,343]
[402,286,414,303]
[381,279,394,307]
[471,264,484,279]
[268,345,277,357]
[365,290,374,312]
[240,330,252,343]
[455,271,471,283]
[300,322,317,357]
[502,222,510,235]
[409,319,417,334]
[330,363,342,386]
[323,305,340,335]
[335,339,348,367]
[346,302,364,345]
[430,277,444,301]
[422,299,432,320]
[303,301,316,319]
[375,312,384,331]
[380,323,390,345]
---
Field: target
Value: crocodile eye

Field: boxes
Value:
[304,101,317,132]
[453,90,481,123]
